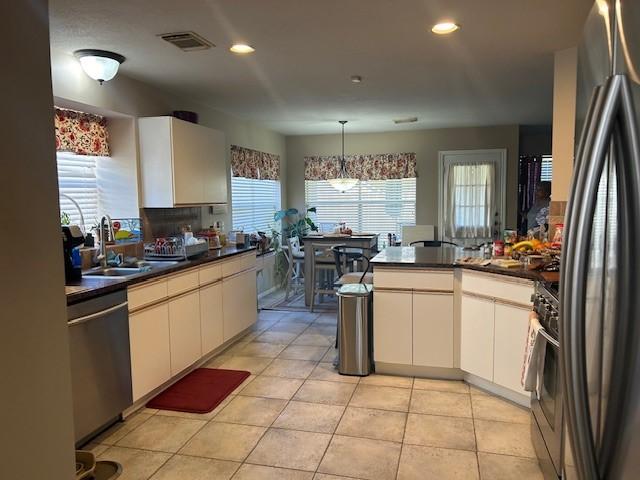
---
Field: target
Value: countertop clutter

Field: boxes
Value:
[371,246,548,281]
[65,246,257,304]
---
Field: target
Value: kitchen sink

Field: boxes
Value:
[84,267,150,277]
[83,260,182,278]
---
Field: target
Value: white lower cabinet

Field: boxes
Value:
[127,251,258,402]
[200,281,224,355]
[460,294,495,381]
[222,269,257,341]
[412,292,454,368]
[168,291,202,376]
[373,290,413,365]
[129,302,171,401]
[493,302,530,394]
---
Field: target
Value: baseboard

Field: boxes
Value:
[464,373,531,407]
[373,362,531,408]
[257,285,279,300]
[374,362,464,380]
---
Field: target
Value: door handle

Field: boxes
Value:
[560,78,613,480]
[68,301,129,326]
[596,74,640,478]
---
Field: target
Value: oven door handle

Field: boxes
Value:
[538,328,559,349]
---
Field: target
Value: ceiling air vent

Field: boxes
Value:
[159,31,214,51]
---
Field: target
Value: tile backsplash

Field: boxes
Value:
[141,207,228,241]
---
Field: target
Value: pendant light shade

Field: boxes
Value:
[328,120,358,192]
[74,49,125,85]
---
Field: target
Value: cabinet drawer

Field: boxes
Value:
[199,263,222,285]
[461,271,533,306]
[128,279,168,311]
[167,269,199,296]
[373,268,454,291]
[221,252,256,277]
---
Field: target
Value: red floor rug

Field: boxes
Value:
[146,368,250,414]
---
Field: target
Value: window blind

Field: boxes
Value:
[57,151,100,231]
[305,178,416,246]
[541,155,553,182]
[231,177,282,233]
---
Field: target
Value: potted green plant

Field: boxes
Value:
[270,207,318,288]
[274,207,318,239]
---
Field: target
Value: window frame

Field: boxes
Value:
[437,149,507,243]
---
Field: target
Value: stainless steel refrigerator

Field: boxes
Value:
[560,1,640,478]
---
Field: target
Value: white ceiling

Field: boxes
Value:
[49,0,592,135]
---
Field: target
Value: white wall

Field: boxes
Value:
[286,125,520,229]
[1,2,75,478]
[551,47,577,202]
[50,49,287,229]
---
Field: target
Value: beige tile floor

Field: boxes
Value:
[88,309,544,480]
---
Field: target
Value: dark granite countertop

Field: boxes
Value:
[65,246,257,305]
[371,246,545,282]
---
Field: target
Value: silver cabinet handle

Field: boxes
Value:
[68,301,129,326]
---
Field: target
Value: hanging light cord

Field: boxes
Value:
[339,120,347,174]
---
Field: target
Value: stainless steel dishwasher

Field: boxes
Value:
[67,289,132,445]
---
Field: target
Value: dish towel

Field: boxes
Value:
[521,311,545,391]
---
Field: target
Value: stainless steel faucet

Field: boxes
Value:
[97,215,116,268]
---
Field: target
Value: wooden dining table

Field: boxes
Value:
[301,233,379,306]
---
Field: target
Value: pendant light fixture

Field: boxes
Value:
[74,49,125,85]
[328,120,358,192]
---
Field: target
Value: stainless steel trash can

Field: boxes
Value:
[337,283,373,376]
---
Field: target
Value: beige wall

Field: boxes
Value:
[50,49,287,229]
[1,2,75,478]
[551,47,578,201]
[286,125,520,229]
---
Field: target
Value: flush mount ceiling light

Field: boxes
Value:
[229,44,255,54]
[74,49,125,85]
[431,22,460,35]
[350,75,363,84]
[394,117,418,124]
[328,121,359,193]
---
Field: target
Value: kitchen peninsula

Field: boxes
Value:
[371,246,544,405]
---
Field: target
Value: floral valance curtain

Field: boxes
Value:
[230,145,280,180]
[304,152,417,181]
[54,107,110,156]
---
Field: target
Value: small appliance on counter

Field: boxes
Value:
[197,226,222,250]
[62,225,85,282]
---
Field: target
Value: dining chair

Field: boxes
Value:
[283,236,305,300]
[309,243,340,312]
[409,240,460,247]
[331,245,373,285]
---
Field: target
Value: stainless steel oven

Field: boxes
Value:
[531,282,563,480]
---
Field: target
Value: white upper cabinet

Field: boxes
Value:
[138,116,227,207]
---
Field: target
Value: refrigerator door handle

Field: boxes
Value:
[561,76,620,480]
[598,74,640,478]
[560,82,605,480]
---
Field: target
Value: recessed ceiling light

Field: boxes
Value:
[350,75,362,84]
[229,44,255,54]
[431,22,460,35]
